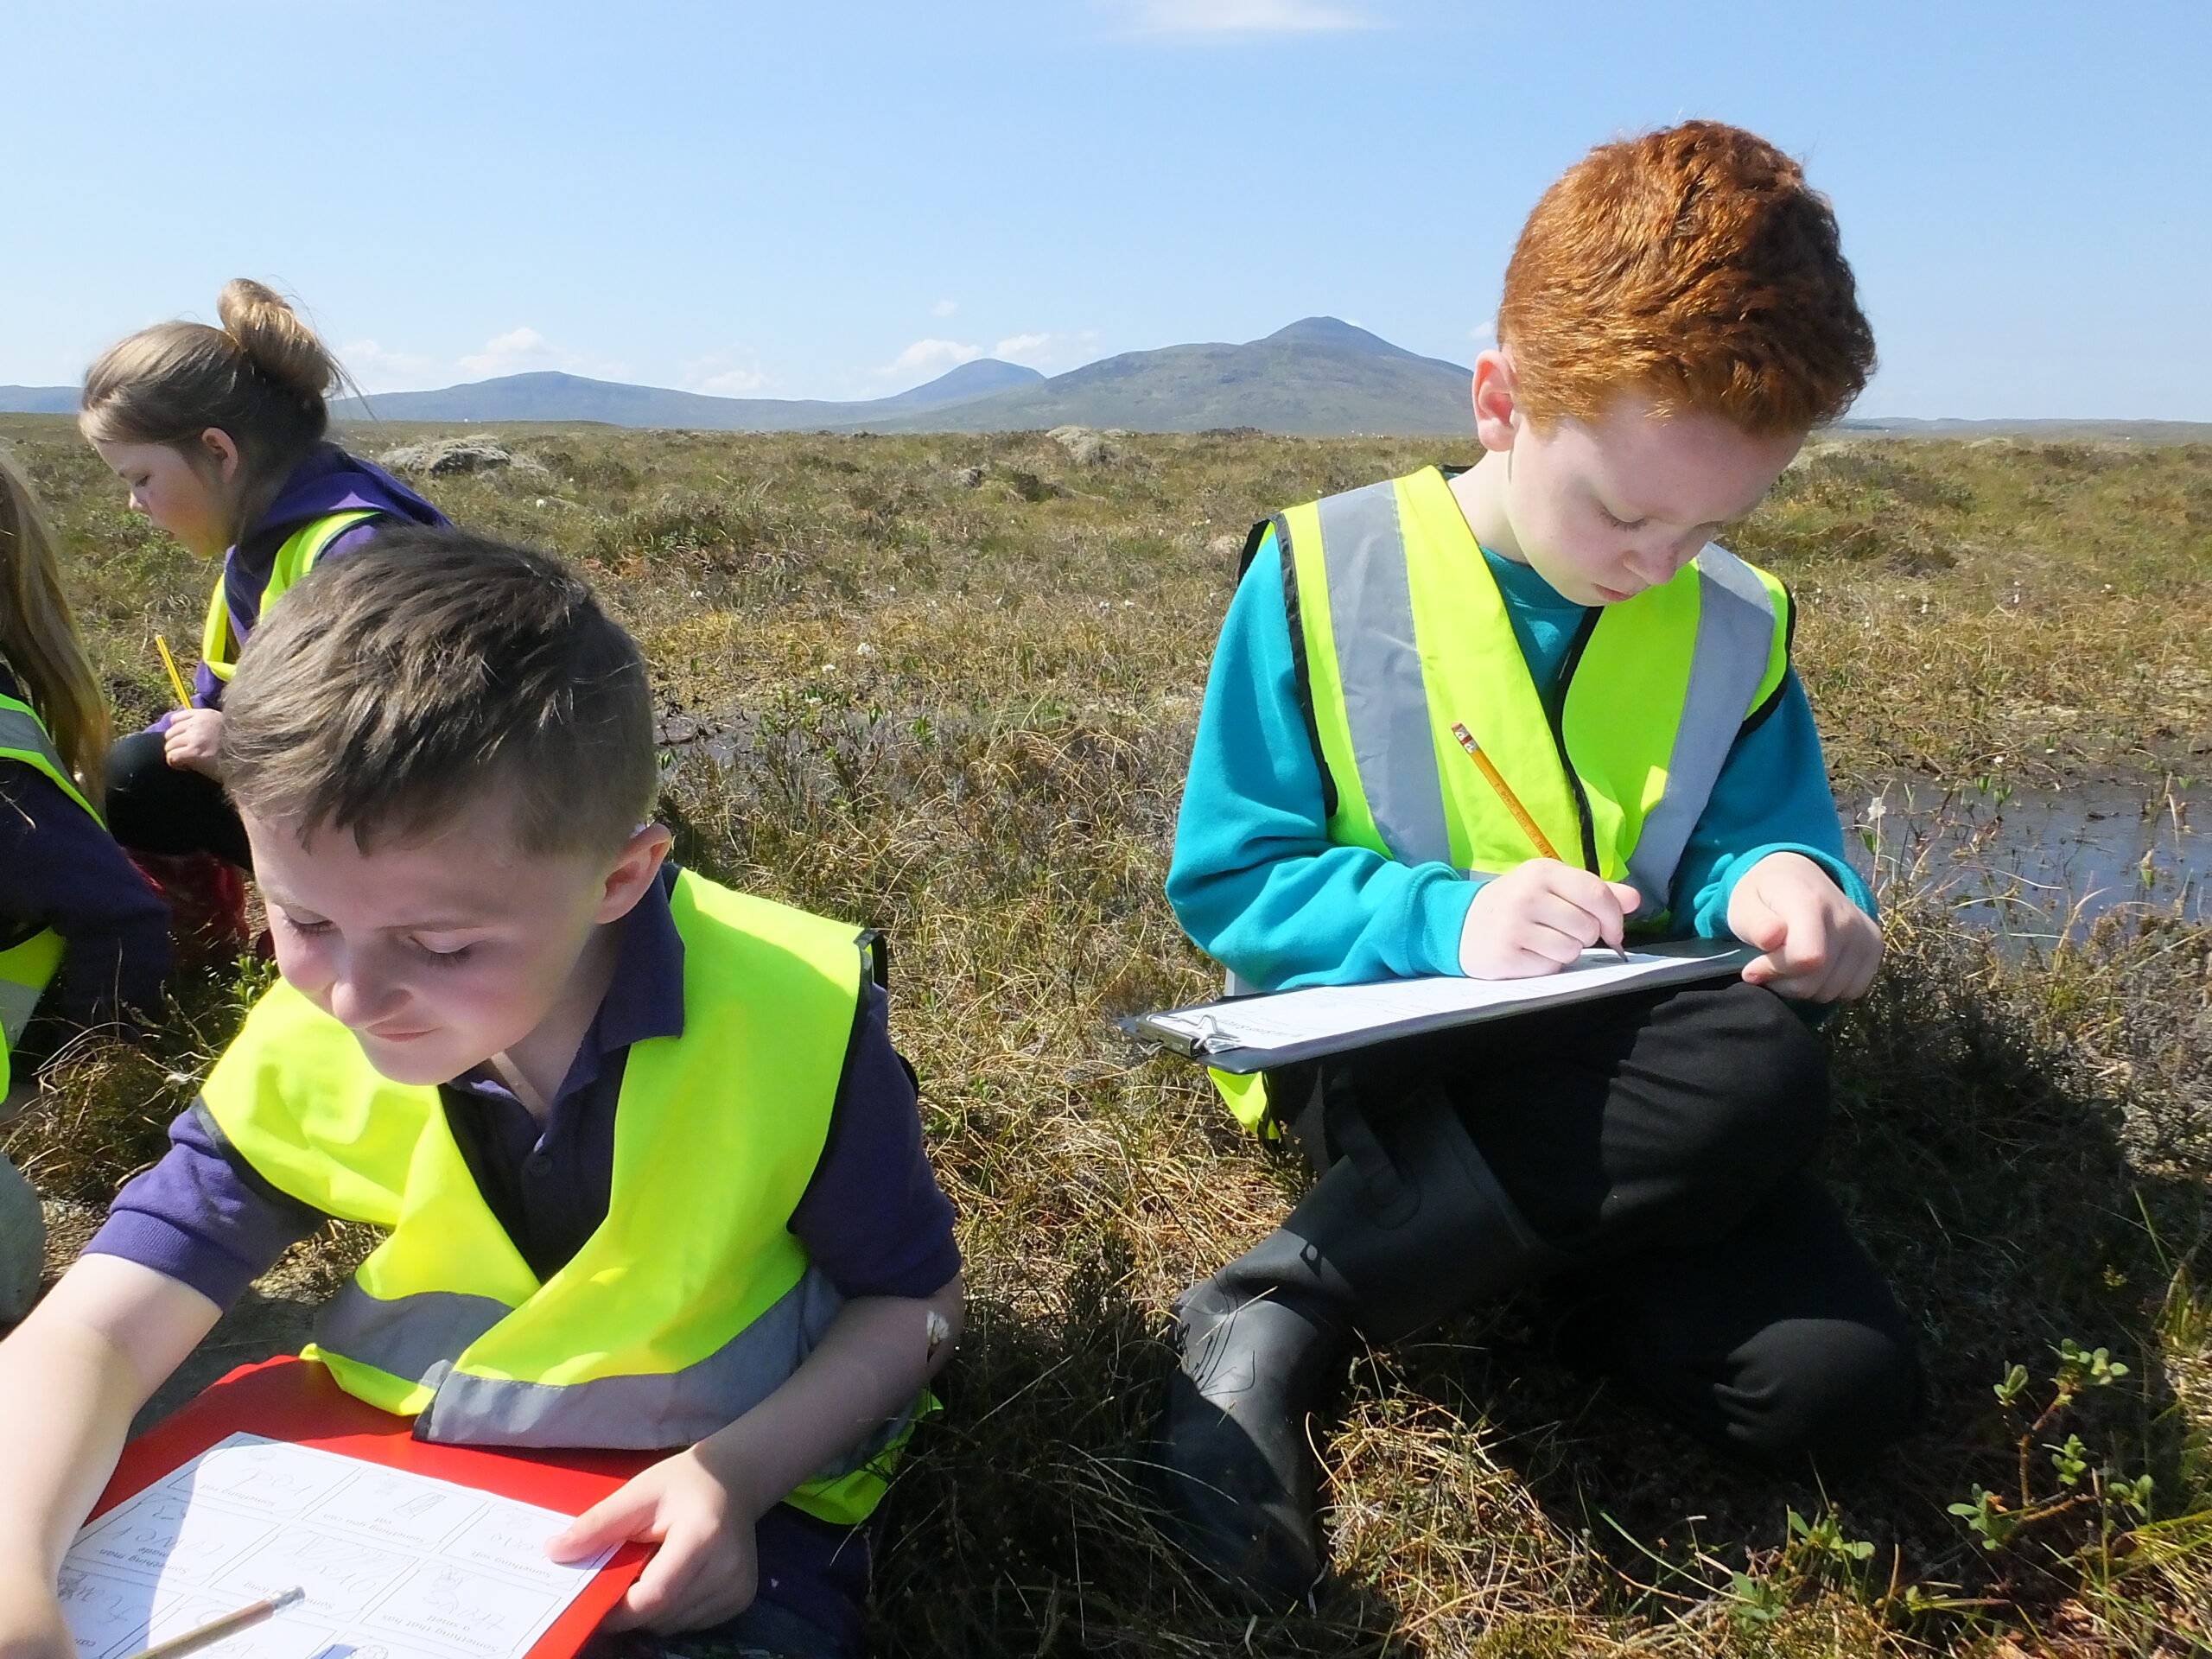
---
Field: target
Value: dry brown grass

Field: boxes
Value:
[2,415,2207,1654]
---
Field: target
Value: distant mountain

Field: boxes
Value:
[332,359,1044,429]
[848,318,1473,436]
[0,386,79,414]
[1836,416,2212,442]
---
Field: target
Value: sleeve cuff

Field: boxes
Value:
[1696,842,1877,940]
[1416,874,1484,977]
[82,1210,257,1310]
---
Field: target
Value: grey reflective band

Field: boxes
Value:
[315,1284,510,1389]
[318,1266,849,1451]
[1318,480,1454,868]
[0,976,41,1046]
[0,706,66,776]
[1624,546,1779,912]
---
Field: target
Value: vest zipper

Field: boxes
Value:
[1544,610,1603,874]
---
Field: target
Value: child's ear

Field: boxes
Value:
[595,823,675,922]
[199,426,244,485]
[1471,350,1520,453]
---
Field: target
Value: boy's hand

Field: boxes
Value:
[1728,851,1882,1002]
[162,709,225,779]
[547,1446,757,1633]
[1459,860,1644,978]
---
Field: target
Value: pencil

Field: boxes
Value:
[1450,722,1560,861]
[1449,721,1627,962]
[122,1587,304,1659]
[154,634,193,709]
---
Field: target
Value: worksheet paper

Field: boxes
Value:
[1136,946,1751,1070]
[58,1433,615,1659]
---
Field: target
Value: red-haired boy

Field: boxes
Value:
[1161,122,1916,1604]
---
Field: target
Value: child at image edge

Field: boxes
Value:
[0,531,963,1655]
[1160,121,1919,1604]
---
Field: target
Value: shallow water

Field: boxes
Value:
[1844,772,2209,939]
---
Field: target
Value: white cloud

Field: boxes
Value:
[932,298,959,317]
[989,330,1102,372]
[1467,320,1495,341]
[1114,0,1374,36]
[681,348,775,397]
[879,337,985,385]
[455,327,625,381]
[337,338,439,393]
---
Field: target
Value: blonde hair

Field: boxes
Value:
[80,280,353,547]
[0,449,111,807]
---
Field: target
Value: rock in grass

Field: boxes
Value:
[0,1154,40,1326]
[1046,425,1118,467]
[379,435,546,478]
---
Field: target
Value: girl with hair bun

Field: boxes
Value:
[0,450,168,1096]
[80,280,447,880]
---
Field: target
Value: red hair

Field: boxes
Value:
[1497,121,1875,435]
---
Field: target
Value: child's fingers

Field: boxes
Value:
[547,1485,659,1563]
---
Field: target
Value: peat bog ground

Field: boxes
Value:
[4,415,2209,1655]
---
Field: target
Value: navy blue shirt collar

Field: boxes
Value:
[449,861,686,1136]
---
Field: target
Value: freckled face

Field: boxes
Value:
[1498,397,1803,605]
[245,795,619,1086]
[89,436,234,558]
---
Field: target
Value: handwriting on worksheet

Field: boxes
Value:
[59,1434,614,1659]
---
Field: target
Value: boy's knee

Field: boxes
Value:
[1714,1315,1921,1470]
[1666,982,1830,1181]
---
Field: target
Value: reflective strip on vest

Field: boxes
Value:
[1313,480,1452,868]
[1620,547,1783,913]
[313,1265,848,1452]
[200,510,380,683]
[1283,467,1789,908]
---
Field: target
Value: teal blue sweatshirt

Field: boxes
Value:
[1166,528,1872,990]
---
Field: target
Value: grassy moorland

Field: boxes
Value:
[3,413,2209,1656]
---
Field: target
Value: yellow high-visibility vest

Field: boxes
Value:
[201,869,920,1525]
[1213,467,1791,1133]
[200,510,380,683]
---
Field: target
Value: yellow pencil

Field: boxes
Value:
[1450,721,1627,960]
[122,1587,303,1659]
[154,634,193,709]
[1450,722,1561,861]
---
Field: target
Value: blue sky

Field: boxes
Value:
[3,1,2205,418]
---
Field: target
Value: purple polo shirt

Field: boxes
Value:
[0,663,170,1029]
[186,445,448,710]
[88,864,961,1308]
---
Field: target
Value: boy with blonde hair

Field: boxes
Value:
[1161,121,1915,1603]
[0,531,961,1655]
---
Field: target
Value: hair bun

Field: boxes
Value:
[216,279,338,403]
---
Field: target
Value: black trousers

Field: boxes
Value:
[1274,979,1920,1469]
[104,731,253,868]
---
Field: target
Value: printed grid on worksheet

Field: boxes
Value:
[59,1433,614,1659]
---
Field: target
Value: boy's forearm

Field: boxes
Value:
[691,1276,963,1523]
[0,1318,148,1579]
[0,1259,219,1582]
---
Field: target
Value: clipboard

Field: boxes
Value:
[90,1355,652,1656]
[1120,940,1755,1074]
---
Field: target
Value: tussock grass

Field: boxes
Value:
[2,415,2206,1653]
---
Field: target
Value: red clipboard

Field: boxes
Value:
[91,1355,656,1656]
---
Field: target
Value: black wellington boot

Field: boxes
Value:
[1159,1080,1564,1605]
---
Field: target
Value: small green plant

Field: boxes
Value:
[1947,1339,2150,1560]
